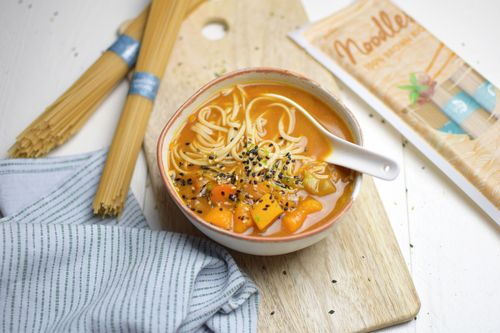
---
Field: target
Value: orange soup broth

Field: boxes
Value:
[169,83,355,237]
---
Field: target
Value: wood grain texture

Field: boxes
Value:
[143,0,420,331]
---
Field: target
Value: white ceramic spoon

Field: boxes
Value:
[265,93,400,180]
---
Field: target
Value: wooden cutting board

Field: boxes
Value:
[143,0,420,331]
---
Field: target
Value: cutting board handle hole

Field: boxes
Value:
[202,19,228,40]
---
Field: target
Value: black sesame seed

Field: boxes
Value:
[221,191,225,196]
[328,310,335,315]
[197,210,203,214]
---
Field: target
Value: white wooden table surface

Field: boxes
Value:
[1,0,499,332]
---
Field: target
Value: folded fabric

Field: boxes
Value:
[0,150,259,333]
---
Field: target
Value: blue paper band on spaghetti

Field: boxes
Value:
[439,120,466,135]
[128,72,160,101]
[108,34,140,67]
[473,82,496,112]
[443,91,479,124]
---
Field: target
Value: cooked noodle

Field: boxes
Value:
[169,86,316,184]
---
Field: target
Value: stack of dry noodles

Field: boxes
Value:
[8,0,203,217]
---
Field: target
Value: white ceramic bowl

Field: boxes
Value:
[157,68,363,255]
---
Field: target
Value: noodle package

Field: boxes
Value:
[290,0,499,222]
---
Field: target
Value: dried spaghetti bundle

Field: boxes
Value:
[93,0,191,216]
[9,0,202,158]
[431,80,495,138]
[450,64,500,117]
[8,10,147,158]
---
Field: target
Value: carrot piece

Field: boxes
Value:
[204,207,233,230]
[282,198,322,233]
[210,184,236,203]
[251,194,283,231]
[298,197,323,214]
[234,203,254,233]
[282,210,307,233]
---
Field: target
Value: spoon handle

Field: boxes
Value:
[262,93,399,180]
[325,140,400,180]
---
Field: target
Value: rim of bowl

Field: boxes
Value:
[157,67,363,243]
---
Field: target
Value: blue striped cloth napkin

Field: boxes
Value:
[0,150,259,333]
